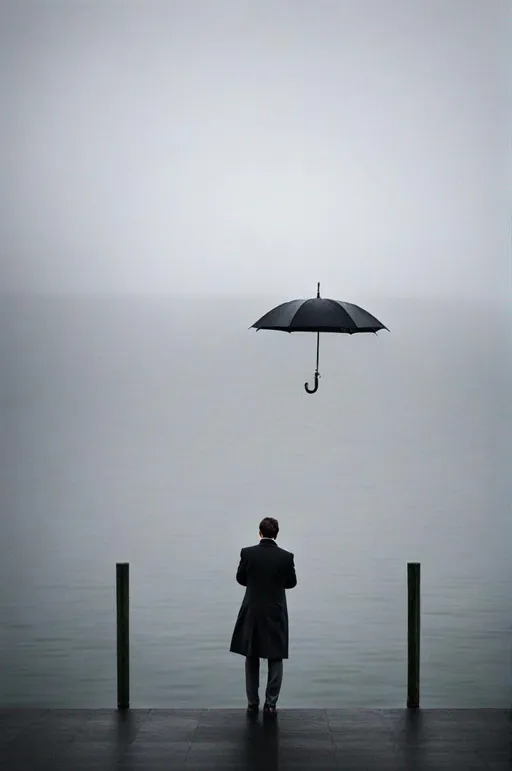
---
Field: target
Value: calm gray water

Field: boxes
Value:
[0,293,510,708]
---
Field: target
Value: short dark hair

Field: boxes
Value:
[259,517,279,539]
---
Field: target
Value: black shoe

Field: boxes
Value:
[263,704,277,717]
[246,704,259,715]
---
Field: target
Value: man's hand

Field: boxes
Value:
[284,553,297,589]
[236,548,248,586]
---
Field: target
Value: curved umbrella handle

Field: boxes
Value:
[304,371,320,394]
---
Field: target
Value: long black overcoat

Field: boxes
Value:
[229,538,297,659]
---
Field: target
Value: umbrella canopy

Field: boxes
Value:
[251,282,388,393]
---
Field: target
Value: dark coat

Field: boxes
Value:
[229,538,297,659]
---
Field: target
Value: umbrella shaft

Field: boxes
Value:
[315,331,320,372]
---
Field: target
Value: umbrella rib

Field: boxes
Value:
[323,298,355,329]
[288,302,307,329]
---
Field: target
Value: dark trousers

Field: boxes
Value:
[245,656,283,707]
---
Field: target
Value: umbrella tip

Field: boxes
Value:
[317,282,320,298]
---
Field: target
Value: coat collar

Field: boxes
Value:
[259,538,277,547]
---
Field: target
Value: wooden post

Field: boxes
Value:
[407,562,420,708]
[116,562,130,709]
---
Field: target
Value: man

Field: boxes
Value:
[229,517,297,717]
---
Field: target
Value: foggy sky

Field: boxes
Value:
[1,0,509,298]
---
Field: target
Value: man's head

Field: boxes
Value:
[259,517,279,540]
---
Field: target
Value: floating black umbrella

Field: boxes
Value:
[251,282,389,394]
